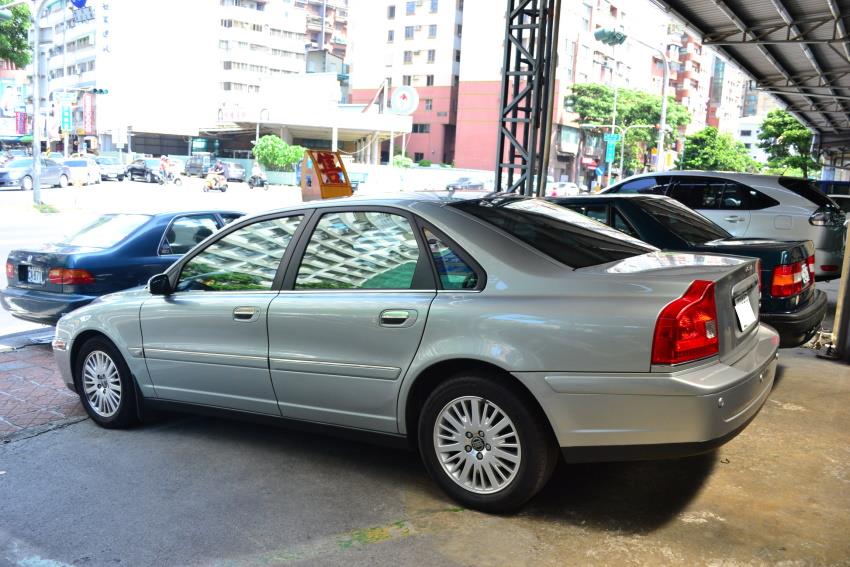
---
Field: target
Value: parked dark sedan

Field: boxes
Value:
[1,210,243,324]
[125,158,165,183]
[551,194,827,347]
[0,157,71,190]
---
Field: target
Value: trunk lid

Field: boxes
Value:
[5,249,72,293]
[583,251,761,365]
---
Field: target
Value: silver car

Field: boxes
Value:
[603,171,846,280]
[52,194,778,512]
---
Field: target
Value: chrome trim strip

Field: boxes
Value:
[269,357,401,380]
[146,348,267,361]
[128,347,144,358]
[276,289,436,294]
[145,348,268,369]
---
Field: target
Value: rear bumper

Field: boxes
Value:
[514,324,780,463]
[0,286,96,325]
[814,247,843,280]
[761,289,827,348]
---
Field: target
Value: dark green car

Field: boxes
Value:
[552,194,827,348]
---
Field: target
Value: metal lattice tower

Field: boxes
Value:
[495,0,561,196]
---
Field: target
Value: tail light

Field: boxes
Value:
[770,260,812,297]
[806,255,815,282]
[48,268,95,285]
[652,280,719,366]
[5,262,13,279]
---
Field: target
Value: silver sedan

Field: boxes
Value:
[52,193,779,512]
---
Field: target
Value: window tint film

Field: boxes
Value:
[566,204,608,223]
[451,197,654,268]
[720,183,748,209]
[637,198,731,244]
[295,211,421,290]
[669,179,725,209]
[777,177,836,208]
[614,177,663,194]
[424,228,478,289]
[177,216,303,292]
[612,209,639,238]
[161,215,219,255]
[60,214,151,248]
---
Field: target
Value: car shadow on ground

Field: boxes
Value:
[143,410,714,534]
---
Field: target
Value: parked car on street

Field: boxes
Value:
[602,171,846,280]
[185,155,211,177]
[545,181,582,197]
[51,194,778,512]
[0,157,70,191]
[125,158,165,183]
[553,193,827,347]
[222,161,246,182]
[95,156,126,181]
[446,176,485,191]
[1,210,243,325]
[63,157,101,185]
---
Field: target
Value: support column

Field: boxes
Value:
[372,134,380,165]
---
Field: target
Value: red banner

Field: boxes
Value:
[15,112,27,135]
[82,93,96,134]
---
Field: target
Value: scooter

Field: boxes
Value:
[203,172,228,192]
[248,174,267,190]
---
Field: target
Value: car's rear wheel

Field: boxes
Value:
[74,337,139,429]
[58,174,69,188]
[21,176,33,191]
[418,374,558,513]
[145,172,152,183]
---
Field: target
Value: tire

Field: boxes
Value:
[58,174,69,188]
[145,172,152,183]
[417,374,558,513]
[220,184,227,192]
[74,336,139,429]
[21,176,33,191]
[118,175,125,182]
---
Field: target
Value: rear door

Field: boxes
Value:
[267,207,436,432]
[41,159,60,185]
[668,177,751,236]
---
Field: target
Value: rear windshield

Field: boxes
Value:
[61,214,151,248]
[450,197,655,268]
[65,160,87,167]
[97,158,118,165]
[637,198,731,244]
[777,177,836,208]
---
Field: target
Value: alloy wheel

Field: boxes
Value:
[433,395,522,494]
[82,350,122,418]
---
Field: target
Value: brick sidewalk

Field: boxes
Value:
[0,344,85,438]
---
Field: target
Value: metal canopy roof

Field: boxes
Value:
[654,0,850,152]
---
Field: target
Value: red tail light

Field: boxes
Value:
[770,260,812,298]
[807,255,815,282]
[652,280,719,366]
[5,262,13,279]
[48,268,95,285]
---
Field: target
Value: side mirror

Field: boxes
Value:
[148,273,172,295]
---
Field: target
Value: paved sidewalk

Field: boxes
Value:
[0,342,85,438]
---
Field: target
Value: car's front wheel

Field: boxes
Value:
[58,174,69,188]
[418,374,558,513]
[74,337,139,429]
[21,176,33,191]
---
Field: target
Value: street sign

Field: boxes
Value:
[605,141,616,163]
[60,105,72,131]
[595,164,606,176]
[603,133,621,142]
[391,86,419,115]
[56,91,76,103]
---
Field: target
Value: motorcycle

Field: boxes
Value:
[203,172,228,192]
[248,174,267,190]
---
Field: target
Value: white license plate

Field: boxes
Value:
[734,294,757,331]
[27,266,45,285]
[801,264,810,286]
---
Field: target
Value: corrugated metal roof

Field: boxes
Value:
[655,0,850,150]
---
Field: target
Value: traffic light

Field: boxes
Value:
[593,27,627,46]
[90,88,108,95]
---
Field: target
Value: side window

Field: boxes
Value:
[669,179,724,210]
[612,209,639,238]
[564,204,608,224]
[423,228,479,290]
[616,177,662,194]
[176,215,303,292]
[219,213,243,225]
[719,182,748,210]
[739,184,779,210]
[295,211,422,290]
[160,215,220,255]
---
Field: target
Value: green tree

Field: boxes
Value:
[678,127,758,172]
[566,83,691,175]
[757,109,820,177]
[0,0,31,68]
[392,154,413,168]
[251,135,305,171]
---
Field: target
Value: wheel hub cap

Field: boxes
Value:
[433,395,521,495]
[82,350,121,418]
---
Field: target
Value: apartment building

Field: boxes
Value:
[0,61,27,138]
[348,0,463,165]
[736,115,770,164]
[742,84,780,117]
[706,55,746,134]
[295,0,349,60]
[671,32,712,135]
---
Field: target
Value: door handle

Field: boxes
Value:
[724,216,743,222]
[379,309,415,327]
[233,306,259,322]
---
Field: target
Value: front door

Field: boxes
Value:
[141,214,306,414]
[268,209,436,432]
[669,177,752,237]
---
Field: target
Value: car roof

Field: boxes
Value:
[617,170,787,184]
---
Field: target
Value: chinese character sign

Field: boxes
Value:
[82,93,96,134]
[302,150,353,201]
[15,112,27,135]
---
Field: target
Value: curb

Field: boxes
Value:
[0,328,54,353]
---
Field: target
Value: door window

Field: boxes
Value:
[720,182,748,210]
[295,211,422,290]
[612,209,639,238]
[669,178,725,209]
[569,204,608,223]
[614,177,664,194]
[423,228,479,290]
[160,215,220,255]
[177,215,303,292]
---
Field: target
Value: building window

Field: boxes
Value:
[454,49,461,62]
[387,30,394,42]
[581,2,592,31]
[405,26,414,39]
[430,0,438,12]
[427,49,436,63]
[219,40,229,49]
[403,75,412,86]
[387,5,395,18]
[404,51,413,63]
[743,143,752,149]
[424,98,433,110]
[413,123,431,133]
[740,129,752,136]
[406,1,415,15]
[429,24,437,38]
[426,74,434,86]
[414,152,425,161]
